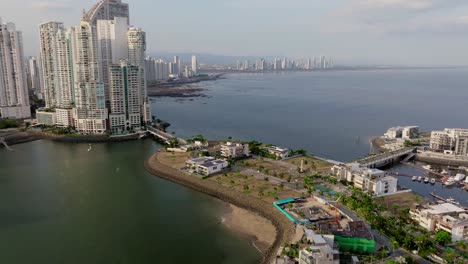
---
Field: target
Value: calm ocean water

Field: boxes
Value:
[152,69,468,204]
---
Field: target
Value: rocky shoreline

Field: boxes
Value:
[144,151,294,264]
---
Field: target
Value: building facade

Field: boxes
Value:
[39,22,75,109]
[220,142,250,158]
[26,56,43,98]
[0,18,30,119]
[430,128,468,155]
[108,61,144,133]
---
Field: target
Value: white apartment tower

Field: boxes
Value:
[191,55,198,75]
[96,17,129,104]
[39,22,74,109]
[108,60,144,133]
[0,18,30,118]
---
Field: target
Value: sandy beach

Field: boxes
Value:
[222,204,277,253]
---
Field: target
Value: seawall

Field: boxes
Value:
[144,151,294,264]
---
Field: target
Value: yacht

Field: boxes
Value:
[430,178,436,184]
[441,169,449,175]
[412,176,417,181]
[417,176,422,182]
[454,173,466,182]
[87,144,92,152]
[444,177,456,186]
[424,177,429,184]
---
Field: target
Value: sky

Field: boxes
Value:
[1,0,468,65]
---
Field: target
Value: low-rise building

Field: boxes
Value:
[220,142,250,158]
[410,203,468,242]
[331,163,398,196]
[185,156,228,176]
[268,146,290,160]
[36,110,56,126]
[430,128,468,155]
[299,233,339,264]
[384,126,419,140]
[55,108,73,127]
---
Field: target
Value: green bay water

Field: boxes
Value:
[0,140,260,264]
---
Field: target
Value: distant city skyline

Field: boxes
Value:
[1,0,468,65]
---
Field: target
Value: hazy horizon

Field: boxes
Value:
[1,0,468,65]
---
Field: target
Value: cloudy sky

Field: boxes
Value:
[1,0,468,65]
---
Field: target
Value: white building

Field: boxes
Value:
[36,110,57,126]
[108,61,144,133]
[384,126,419,140]
[0,18,30,119]
[299,233,339,264]
[410,203,468,243]
[430,128,468,155]
[220,142,250,158]
[268,146,290,160]
[56,108,73,127]
[331,163,398,196]
[191,55,198,75]
[39,22,75,109]
[185,157,228,176]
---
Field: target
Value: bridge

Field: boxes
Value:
[357,147,416,168]
[147,127,187,145]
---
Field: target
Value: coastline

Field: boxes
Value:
[144,150,294,264]
[0,130,145,148]
[221,203,277,254]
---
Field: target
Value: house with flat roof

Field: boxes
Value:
[410,203,468,242]
[220,142,250,158]
[268,146,290,160]
[299,231,339,264]
[185,157,228,176]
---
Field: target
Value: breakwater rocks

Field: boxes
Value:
[144,151,294,264]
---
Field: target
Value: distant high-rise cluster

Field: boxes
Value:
[145,55,198,82]
[235,56,334,71]
[0,18,31,119]
[36,0,151,134]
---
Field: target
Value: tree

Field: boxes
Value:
[435,230,451,246]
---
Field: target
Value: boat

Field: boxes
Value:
[412,176,417,181]
[87,144,92,152]
[424,177,429,184]
[441,169,449,175]
[422,165,432,170]
[430,178,436,184]
[454,173,466,182]
[417,176,422,182]
[444,177,456,186]
[447,198,460,205]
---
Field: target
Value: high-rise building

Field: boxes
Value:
[191,55,198,75]
[108,60,144,133]
[0,18,30,118]
[127,27,150,123]
[96,17,128,104]
[70,21,108,134]
[26,56,43,98]
[39,22,74,109]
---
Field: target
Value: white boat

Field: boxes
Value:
[412,176,417,181]
[424,177,429,183]
[454,173,466,182]
[87,144,92,152]
[444,177,456,186]
[447,198,460,205]
[441,170,449,175]
[422,165,432,170]
[417,176,422,182]
[430,179,436,184]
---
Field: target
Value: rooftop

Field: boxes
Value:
[429,203,465,214]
